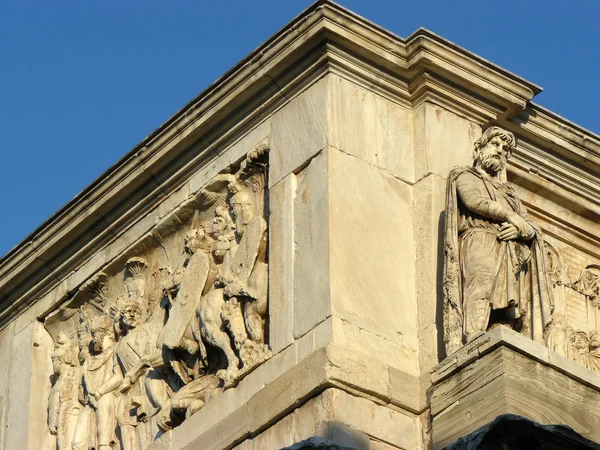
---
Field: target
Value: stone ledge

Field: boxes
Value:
[431,325,600,391]
[430,329,600,449]
[148,344,422,450]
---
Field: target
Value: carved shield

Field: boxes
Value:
[229,216,266,284]
[160,251,210,349]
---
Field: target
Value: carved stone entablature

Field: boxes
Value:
[41,144,270,450]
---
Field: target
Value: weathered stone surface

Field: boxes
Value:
[293,150,332,339]
[389,367,429,414]
[270,77,329,187]
[413,102,479,181]
[4,322,53,450]
[431,337,600,449]
[253,412,296,450]
[412,174,446,368]
[328,75,414,183]
[269,173,297,354]
[332,316,418,377]
[0,321,14,449]
[328,148,417,353]
[328,389,417,450]
[296,318,334,364]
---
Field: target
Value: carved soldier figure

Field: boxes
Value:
[73,315,118,450]
[159,177,234,357]
[96,300,166,450]
[587,330,600,372]
[226,180,268,344]
[544,313,571,357]
[443,126,553,354]
[43,333,82,450]
[96,258,168,450]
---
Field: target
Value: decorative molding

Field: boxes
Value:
[2,0,600,333]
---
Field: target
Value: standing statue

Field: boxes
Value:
[443,126,553,355]
[43,333,82,450]
[72,315,118,450]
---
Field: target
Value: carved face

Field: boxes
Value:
[51,352,64,375]
[479,136,510,174]
[590,332,600,350]
[212,212,235,238]
[212,208,236,259]
[230,191,254,236]
[121,303,142,329]
[571,332,589,352]
[91,326,114,352]
[52,339,76,374]
[186,228,212,253]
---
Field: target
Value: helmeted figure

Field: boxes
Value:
[72,315,118,450]
[443,126,553,355]
[95,258,168,450]
[43,333,82,450]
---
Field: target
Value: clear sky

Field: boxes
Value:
[1,0,599,258]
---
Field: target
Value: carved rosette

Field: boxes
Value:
[42,144,271,449]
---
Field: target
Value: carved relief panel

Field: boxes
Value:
[544,240,600,371]
[42,144,270,450]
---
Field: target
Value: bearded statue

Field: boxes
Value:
[443,126,553,355]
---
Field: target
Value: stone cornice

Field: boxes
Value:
[1,0,599,328]
[503,103,600,224]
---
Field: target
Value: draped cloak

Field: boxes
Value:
[443,166,553,355]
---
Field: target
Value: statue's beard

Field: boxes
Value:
[480,153,506,174]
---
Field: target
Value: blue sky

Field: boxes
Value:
[1,0,599,257]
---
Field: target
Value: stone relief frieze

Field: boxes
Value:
[42,144,270,450]
[442,125,600,376]
[543,243,600,371]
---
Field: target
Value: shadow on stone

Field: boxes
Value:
[444,414,600,450]
[281,436,357,450]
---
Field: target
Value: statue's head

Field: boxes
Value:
[52,333,78,374]
[90,315,115,353]
[571,330,590,352]
[212,206,236,259]
[473,126,516,174]
[229,189,255,236]
[185,226,213,254]
[120,300,143,330]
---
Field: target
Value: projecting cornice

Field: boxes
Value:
[1,0,599,329]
